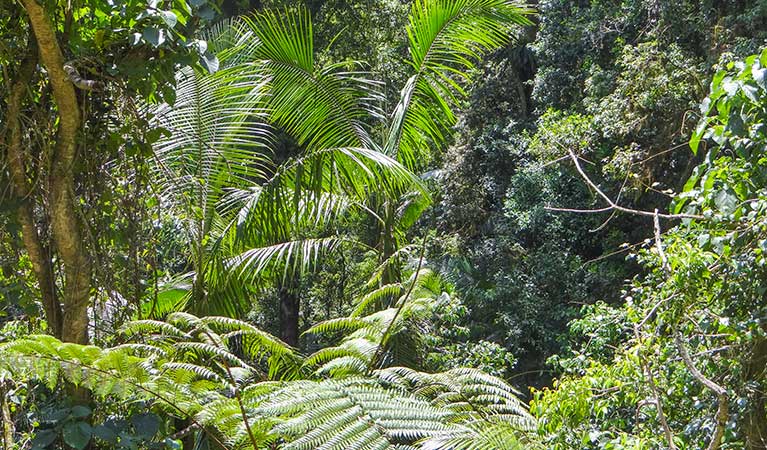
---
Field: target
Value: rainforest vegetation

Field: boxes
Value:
[1,0,766,449]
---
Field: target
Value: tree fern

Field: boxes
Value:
[2,2,538,449]
[260,377,459,450]
[304,268,448,375]
[2,314,536,449]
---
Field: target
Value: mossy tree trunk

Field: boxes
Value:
[19,0,91,344]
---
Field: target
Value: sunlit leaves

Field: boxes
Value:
[386,0,533,168]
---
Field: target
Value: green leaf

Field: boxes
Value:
[160,10,178,28]
[690,117,712,154]
[131,413,160,439]
[142,27,164,47]
[93,424,118,443]
[31,429,57,449]
[172,9,188,25]
[70,405,91,418]
[715,189,738,215]
[63,422,92,450]
[752,65,767,90]
[175,0,191,12]
[164,438,182,449]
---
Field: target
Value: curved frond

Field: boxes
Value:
[385,0,534,167]
[232,7,383,151]
[229,236,344,282]
[261,378,458,449]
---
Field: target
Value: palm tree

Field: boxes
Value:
[4,2,541,449]
[148,17,420,326]
[149,0,533,348]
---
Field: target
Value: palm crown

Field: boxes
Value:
[149,0,532,327]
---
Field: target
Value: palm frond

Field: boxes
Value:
[152,65,272,226]
[228,236,344,283]
[385,0,534,168]
[232,7,384,151]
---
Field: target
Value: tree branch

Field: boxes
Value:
[549,145,704,221]
[1,33,64,338]
[0,381,14,450]
[633,323,677,449]
[21,0,91,344]
[674,331,729,450]
[654,211,728,450]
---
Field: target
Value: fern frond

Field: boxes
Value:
[121,320,192,339]
[261,378,459,449]
[352,283,404,317]
[419,421,528,450]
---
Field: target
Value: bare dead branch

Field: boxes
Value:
[674,331,729,450]
[552,144,704,221]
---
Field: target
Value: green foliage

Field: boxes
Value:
[386,0,533,168]
[433,0,767,380]
[305,267,447,375]
[9,1,767,449]
[591,43,701,143]
[680,48,767,215]
[27,405,169,450]
[1,310,536,449]
[531,48,767,449]
[147,10,427,318]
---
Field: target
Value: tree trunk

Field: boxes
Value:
[21,0,91,344]
[2,35,64,339]
[279,283,299,347]
[1,381,14,450]
[745,333,767,449]
[379,201,402,307]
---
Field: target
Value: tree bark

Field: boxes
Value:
[745,334,767,449]
[378,201,402,308]
[0,381,14,450]
[278,283,299,347]
[2,35,64,339]
[20,0,91,344]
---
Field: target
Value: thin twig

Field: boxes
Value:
[653,210,671,272]
[633,324,677,449]
[545,205,613,214]
[635,211,677,448]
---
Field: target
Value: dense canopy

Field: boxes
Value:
[1,0,766,449]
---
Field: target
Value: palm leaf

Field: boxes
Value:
[228,7,384,152]
[385,0,534,168]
